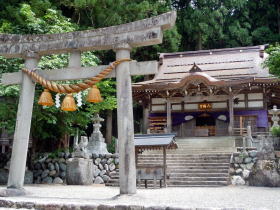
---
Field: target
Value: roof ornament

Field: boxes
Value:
[189,63,202,73]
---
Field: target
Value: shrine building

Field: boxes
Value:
[133,45,280,137]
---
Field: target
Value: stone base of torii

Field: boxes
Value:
[0,11,176,196]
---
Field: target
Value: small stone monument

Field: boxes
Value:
[269,105,280,130]
[66,136,93,185]
[87,114,110,156]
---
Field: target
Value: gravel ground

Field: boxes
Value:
[0,185,279,210]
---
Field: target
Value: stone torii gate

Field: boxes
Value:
[0,11,176,195]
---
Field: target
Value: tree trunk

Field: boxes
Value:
[106,109,113,145]
[278,2,280,35]
[197,31,202,50]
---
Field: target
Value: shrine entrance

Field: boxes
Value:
[195,113,216,136]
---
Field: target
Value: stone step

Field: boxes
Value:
[167,177,228,181]
[137,159,230,163]
[169,172,229,178]
[167,180,228,186]
[137,163,230,167]
[168,169,229,173]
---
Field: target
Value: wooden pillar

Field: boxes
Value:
[115,44,136,195]
[142,103,149,134]
[8,52,39,189]
[163,146,167,187]
[166,98,172,133]
[228,94,234,136]
[106,109,113,144]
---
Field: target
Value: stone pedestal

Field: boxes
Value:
[87,114,109,156]
[66,158,93,185]
[87,132,109,155]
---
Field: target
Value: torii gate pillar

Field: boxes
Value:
[115,45,136,194]
[8,52,39,190]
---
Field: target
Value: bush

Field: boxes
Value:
[107,137,116,154]
[271,127,280,137]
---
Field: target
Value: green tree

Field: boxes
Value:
[173,0,251,50]
[264,44,280,77]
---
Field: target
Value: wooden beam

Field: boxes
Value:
[163,147,167,188]
[1,61,158,85]
[170,95,229,103]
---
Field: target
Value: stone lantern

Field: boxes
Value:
[269,105,280,130]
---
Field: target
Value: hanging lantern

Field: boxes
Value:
[38,89,54,106]
[61,94,77,111]
[87,85,103,103]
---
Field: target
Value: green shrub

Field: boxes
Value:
[271,127,280,137]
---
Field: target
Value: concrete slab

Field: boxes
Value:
[0,185,279,210]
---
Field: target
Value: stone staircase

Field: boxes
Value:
[106,136,235,187]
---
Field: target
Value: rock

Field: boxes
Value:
[100,170,106,176]
[231,176,245,185]
[253,157,258,162]
[59,171,66,178]
[53,177,64,184]
[45,158,52,163]
[59,158,66,163]
[94,176,104,184]
[0,169,8,185]
[248,160,280,187]
[41,169,50,178]
[107,158,113,164]
[34,162,41,170]
[112,153,119,158]
[42,176,53,184]
[41,163,46,170]
[234,156,243,164]
[109,172,116,177]
[102,175,110,182]
[242,169,250,179]
[24,170,33,184]
[55,162,60,172]
[66,158,93,185]
[234,163,239,168]
[35,177,41,184]
[92,153,99,159]
[104,164,109,171]
[105,154,112,158]
[114,158,119,165]
[244,157,252,164]
[240,164,246,170]
[236,168,243,174]
[98,163,104,170]
[93,168,101,177]
[109,163,116,171]
[33,170,43,178]
[58,152,65,158]
[249,151,258,158]
[64,151,70,159]
[101,158,107,165]
[246,162,254,170]
[59,163,67,171]
[48,163,55,171]
[95,158,101,165]
[49,170,57,177]
[99,154,105,158]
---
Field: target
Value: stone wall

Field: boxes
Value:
[230,151,258,185]
[33,152,119,185]
[230,150,280,187]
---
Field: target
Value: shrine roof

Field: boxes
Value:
[134,133,178,150]
[133,45,279,91]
